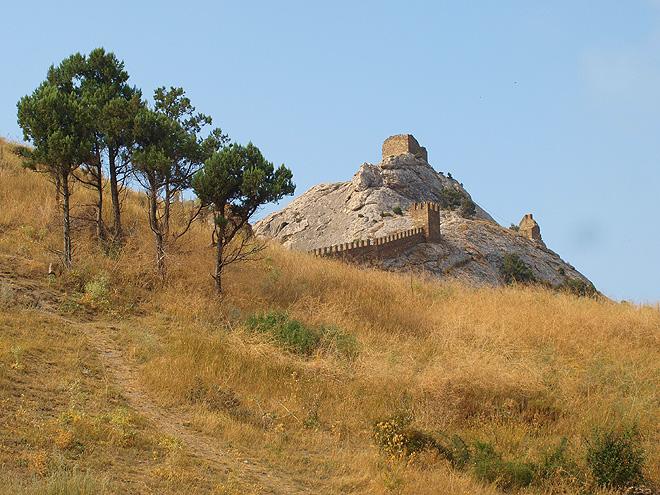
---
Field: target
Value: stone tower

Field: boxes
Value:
[410,202,441,242]
[382,134,428,162]
[519,213,544,246]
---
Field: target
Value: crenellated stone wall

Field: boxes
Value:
[410,201,441,241]
[310,228,426,262]
[310,202,441,261]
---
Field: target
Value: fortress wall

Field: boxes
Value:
[311,228,426,262]
[310,202,442,263]
[410,201,441,242]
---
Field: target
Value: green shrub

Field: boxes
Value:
[586,425,645,489]
[459,198,476,218]
[246,312,358,359]
[500,253,536,284]
[536,438,579,482]
[80,272,111,310]
[442,434,471,469]
[560,278,598,298]
[438,187,464,210]
[509,224,520,232]
[246,312,320,355]
[472,442,535,490]
[392,206,403,216]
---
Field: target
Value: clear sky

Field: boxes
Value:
[2,1,659,303]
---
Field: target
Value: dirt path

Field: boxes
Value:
[82,321,315,495]
[0,258,316,495]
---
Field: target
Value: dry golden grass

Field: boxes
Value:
[0,137,658,494]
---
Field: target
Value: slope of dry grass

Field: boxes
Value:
[0,137,658,494]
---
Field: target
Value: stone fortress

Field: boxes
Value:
[382,134,428,162]
[310,134,544,262]
[256,133,592,289]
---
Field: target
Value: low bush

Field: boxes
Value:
[372,415,587,490]
[586,425,646,489]
[246,312,359,359]
[561,278,598,298]
[500,253,536,284]
[80,272,111,310]
[246,312,320,355]
[392,206,403,215]
[373,414,441,460]
[373,414,465,467]
[536,437,579,483]
[438,187,464,210]
[459,198,476,218]
[472,441,535,490]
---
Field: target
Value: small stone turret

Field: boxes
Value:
[382,134,428,162]
[410,202,441,242]
[519,213,544,246]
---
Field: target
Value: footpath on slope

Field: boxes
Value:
[82,320,314,495]
[0,254,318,495]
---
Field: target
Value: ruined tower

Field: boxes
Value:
[382,134,428,162]
[518,213,544,246]
[410,202,441,242]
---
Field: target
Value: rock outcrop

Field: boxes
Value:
[255,136,593,289]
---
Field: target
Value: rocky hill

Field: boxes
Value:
[255,134,593,289]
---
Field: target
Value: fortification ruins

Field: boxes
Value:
[311,202,441,261]
[382,134,428,162]
[518,213,544,245]
[258,132,594,290]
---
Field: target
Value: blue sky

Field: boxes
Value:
[2,1,659,302]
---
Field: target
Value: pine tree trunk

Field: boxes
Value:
[156,230,165,281]
[149,188,166,281]
[215,227,224,293]
[95,161,104,241]
[163,183,171,239]
[62,173,72,269]
[55,174,61,206]
[108,149,122,241]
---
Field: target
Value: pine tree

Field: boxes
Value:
[192,143,294,293]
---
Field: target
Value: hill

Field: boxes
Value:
[255,135,593,290]
[0,137,658,494]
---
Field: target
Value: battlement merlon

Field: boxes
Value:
[382,134,428,162]
[409,202,441,242]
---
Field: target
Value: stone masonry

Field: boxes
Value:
[518,213,544,245]
[382,134,428,162]
[410,202,441,241]
[311,202,440,262]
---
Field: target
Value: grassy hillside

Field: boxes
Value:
[0,137,658,494]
